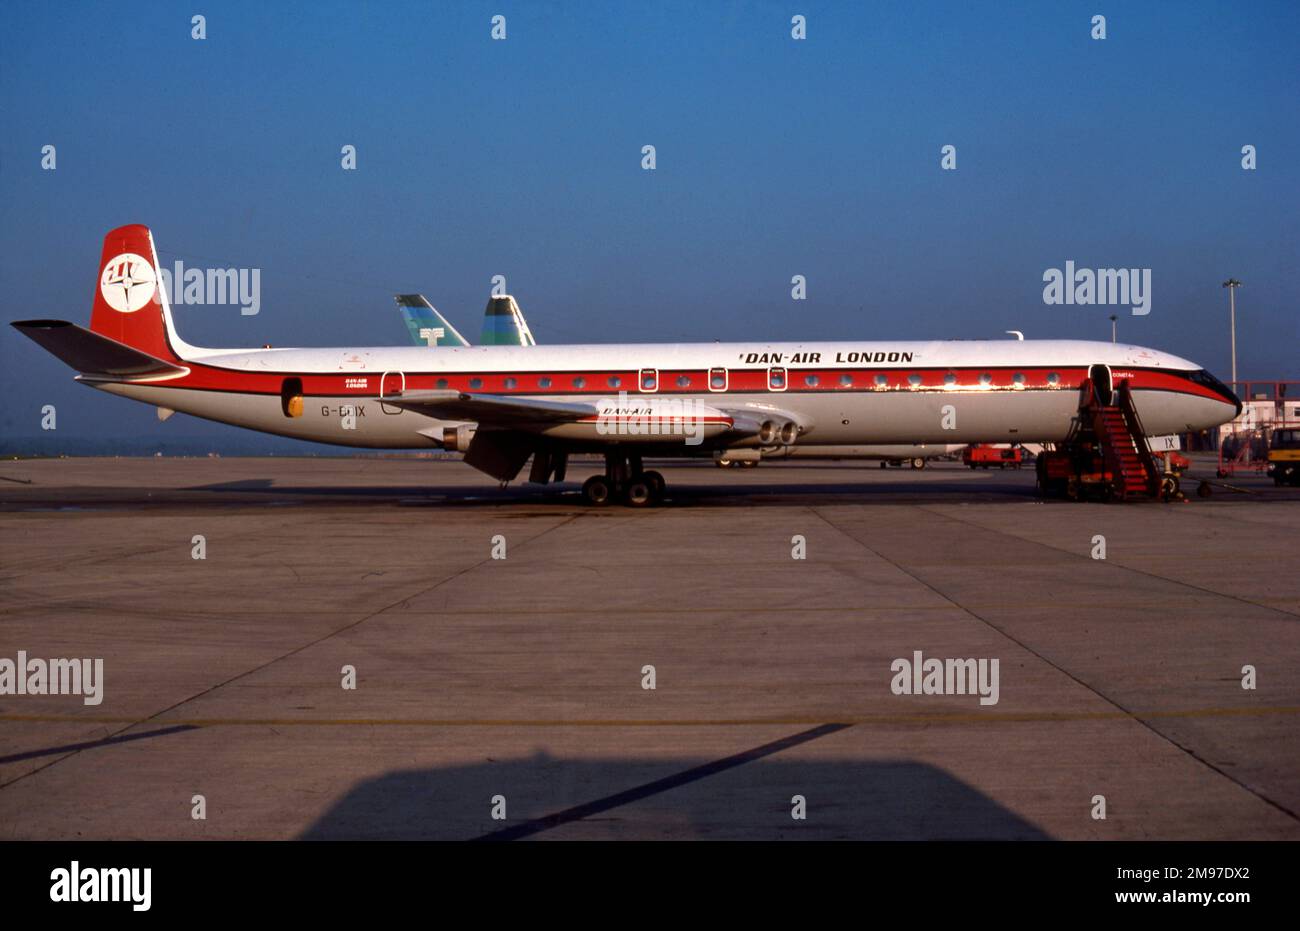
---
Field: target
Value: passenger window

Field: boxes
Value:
[804,374,819,387]
[573,376,586,388]
[908,374,923,387]
[538,376,552,388]
[676,375,691,388]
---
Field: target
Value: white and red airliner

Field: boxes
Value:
[15,224,1240,506]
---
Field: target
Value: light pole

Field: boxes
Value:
[1222,279,1241,388]
[1109,314,1117,344]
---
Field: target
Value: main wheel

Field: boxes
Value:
[582,475,614,506]
[1160,475,1180,500]
[912,458,925,469]
[642,470,666,502]
[624,479,654,508]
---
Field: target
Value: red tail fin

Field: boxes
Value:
[90,224,181,362]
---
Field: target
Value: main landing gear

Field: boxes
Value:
[581,451,667,508]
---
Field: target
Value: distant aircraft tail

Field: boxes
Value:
[481,295,536,346]
[395,294,471,347]
[395,293,537,349]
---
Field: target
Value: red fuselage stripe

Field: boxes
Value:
[139,363,1233,406]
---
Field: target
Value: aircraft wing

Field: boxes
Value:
[382,389,763,435]
[380,389,600,425]
[384,389,763,481]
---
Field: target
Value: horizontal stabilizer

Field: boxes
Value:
[11,319,189,379]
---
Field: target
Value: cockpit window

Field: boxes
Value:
[1187,369,1236,398]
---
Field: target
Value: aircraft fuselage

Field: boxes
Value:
[96,339,1240,452]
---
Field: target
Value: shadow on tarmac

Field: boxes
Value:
[299,743,1051,840]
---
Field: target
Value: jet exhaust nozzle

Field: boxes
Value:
[442,425,477,451]
[758,419,801,446]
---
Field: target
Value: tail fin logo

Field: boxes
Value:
[100,253,157,313]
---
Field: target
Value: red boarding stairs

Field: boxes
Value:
[1088,380,1161,500]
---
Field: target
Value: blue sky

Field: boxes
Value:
[1,0,1296,449]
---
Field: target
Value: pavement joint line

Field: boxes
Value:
[810,505,1300,825]
[1090,496,1300,534]
[0,513,581,791]
[916,503,1300,621]
[10,599,1289,620]
[3,706,1297,728]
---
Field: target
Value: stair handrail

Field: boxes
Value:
[1116,379,1162,496]
[1067,377,1096,445]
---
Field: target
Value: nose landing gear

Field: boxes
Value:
[582,452,667,507]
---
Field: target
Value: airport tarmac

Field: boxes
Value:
[1,455,1297,840]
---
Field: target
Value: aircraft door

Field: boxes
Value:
[1089,363,1113,406]
[380,370,406,414]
